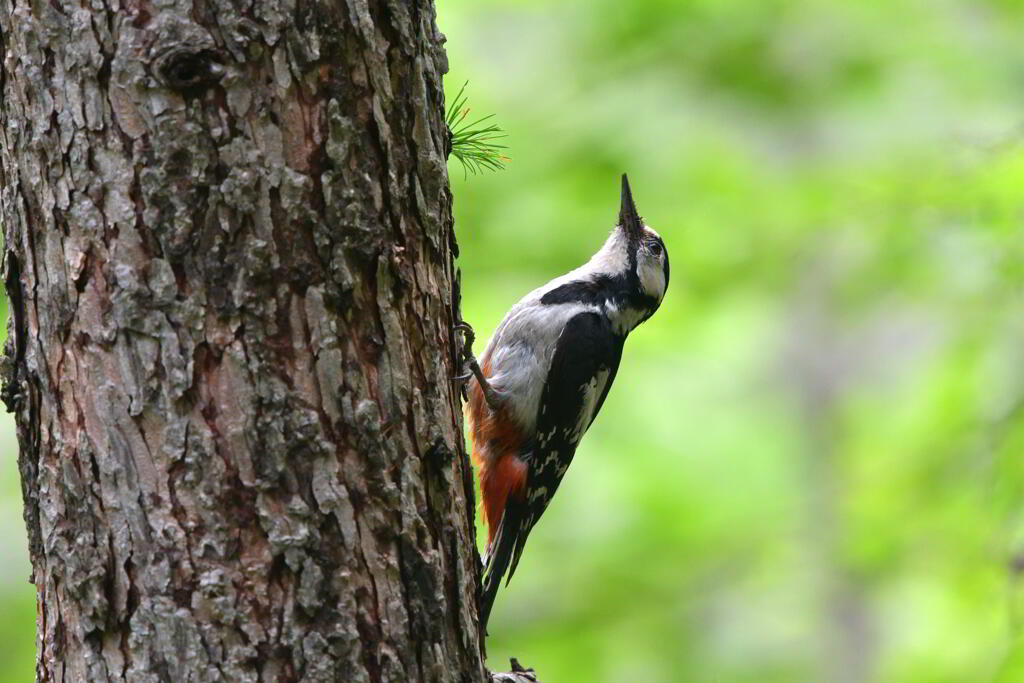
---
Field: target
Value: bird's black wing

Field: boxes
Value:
[506,311,624,582]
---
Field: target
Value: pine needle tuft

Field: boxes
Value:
[446,82,509,176]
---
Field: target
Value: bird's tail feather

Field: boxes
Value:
[479,499,523,630]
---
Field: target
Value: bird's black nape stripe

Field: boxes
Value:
[540,272,660,314]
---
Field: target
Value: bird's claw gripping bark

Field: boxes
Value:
[454,320,502,411]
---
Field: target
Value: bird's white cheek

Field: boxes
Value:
[639,261,666,299]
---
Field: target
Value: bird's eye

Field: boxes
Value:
[648,241,662,256]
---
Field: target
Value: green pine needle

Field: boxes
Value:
[446,82,509,176]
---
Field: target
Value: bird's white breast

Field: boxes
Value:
[484,299,599,435]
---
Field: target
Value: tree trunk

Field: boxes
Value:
[0,1,491,680]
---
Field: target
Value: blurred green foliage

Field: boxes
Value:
[1,1,1023,680]
[0,293,35,682]
[441,0,1023,680]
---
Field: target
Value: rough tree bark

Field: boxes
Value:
[0,1,527,681]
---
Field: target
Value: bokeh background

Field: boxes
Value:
[3,0,1024,681]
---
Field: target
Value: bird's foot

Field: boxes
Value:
[454,320,502,411]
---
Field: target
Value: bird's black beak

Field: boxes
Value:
[618,173,644,242]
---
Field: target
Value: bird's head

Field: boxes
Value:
[539,174,668,333]
[573,174,668,333]
[616,173,669,307]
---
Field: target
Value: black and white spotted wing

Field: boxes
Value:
[506,311,625,581]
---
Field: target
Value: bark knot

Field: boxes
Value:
[157,48,225,93]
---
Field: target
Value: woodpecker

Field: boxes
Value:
[459,174,669,630]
